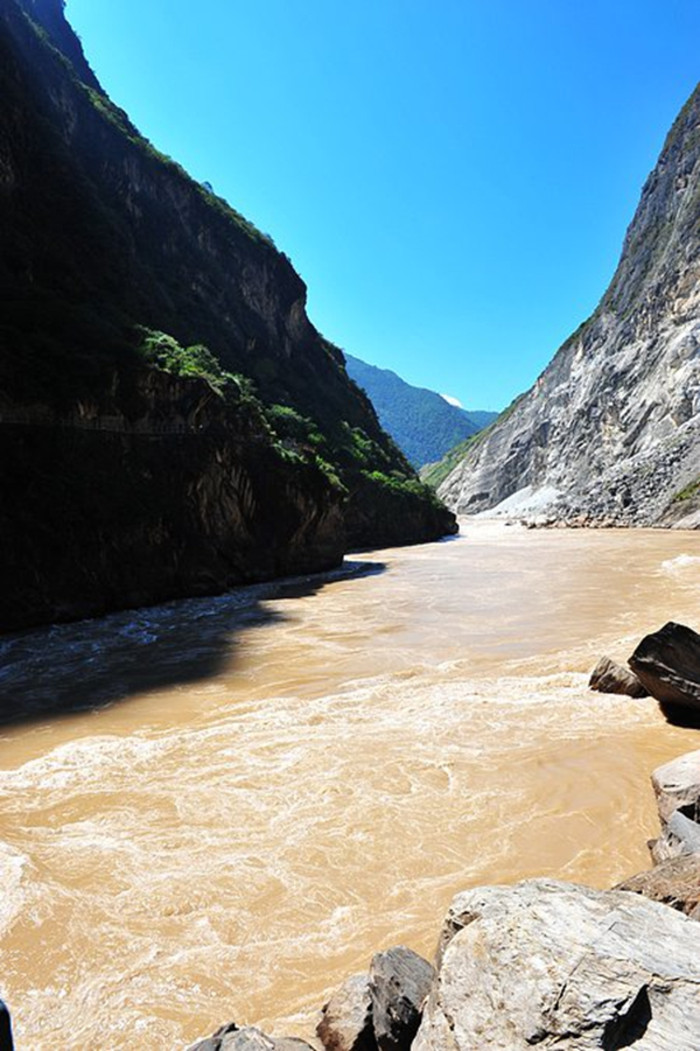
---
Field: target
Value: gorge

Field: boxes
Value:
[2,2,700,1050]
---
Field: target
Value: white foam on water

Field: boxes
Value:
[660,553,700,575]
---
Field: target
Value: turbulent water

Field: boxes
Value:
[0,522,698,1049]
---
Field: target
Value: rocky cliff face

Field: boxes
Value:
[0,0,455,630]
[438,85,700,527]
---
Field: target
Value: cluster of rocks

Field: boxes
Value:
[187,947,435,1051]
[188,690,700,1049]
[589,620,700,714]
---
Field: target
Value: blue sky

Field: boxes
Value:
[67,0,700,410]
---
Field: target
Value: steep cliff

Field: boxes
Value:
[0,0,455,630]
[437,85,700,527]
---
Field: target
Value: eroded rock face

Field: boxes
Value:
[317,973,376,1051]
[436,85,700,527]
[415,879,700,1051]
[629,622,700,711]
[589,655,649,698]
[369,947,435,1051]
[616,854,700,920]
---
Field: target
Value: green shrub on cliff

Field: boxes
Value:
[136,329,232,391]
[266,404,324,448]
[362,469,444,509]
[673,477,700,502]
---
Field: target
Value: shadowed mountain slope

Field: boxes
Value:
[0,0,455,630]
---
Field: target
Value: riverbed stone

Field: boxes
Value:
[650,808,700,862]
[616,854,700,919]
[588,655,649,697]
[187,1026,313,1051]
[628,622,700,710]
[651,748,700,824]
[414,878,700,1051]
[369,946,435,1051]
[317,972,376,1051]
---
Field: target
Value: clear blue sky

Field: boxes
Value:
[67,0,700,411]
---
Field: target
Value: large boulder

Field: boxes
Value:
[369,947,435,1051]
[414,879,700,1051]
[616,854,700,919]
[317,973,376,1051]
[628,622,700,710]
[651,749,700,824]
[588,656,649,697]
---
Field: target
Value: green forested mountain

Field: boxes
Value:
[0,0,456,631]
[345,354,498,468]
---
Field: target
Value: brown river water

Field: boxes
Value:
[0,521,699,1049]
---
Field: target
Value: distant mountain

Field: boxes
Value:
[344,354,498,468]
[435,83,700,528]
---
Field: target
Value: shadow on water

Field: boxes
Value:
[660,702,700,730]
[0,560,386,728]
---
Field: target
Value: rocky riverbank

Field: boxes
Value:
[187,631,700,1051]
[187,750,700,1050]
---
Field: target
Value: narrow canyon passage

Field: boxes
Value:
[0,522,698,1049]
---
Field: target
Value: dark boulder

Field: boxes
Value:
[369,947,435,1051]
[616,854,700,919]
[628,622,700,710]
[588,655,649,697]
[0,1001,12,1051]
[317,973,376,1051]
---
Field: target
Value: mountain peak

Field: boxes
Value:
[16,0,101,89]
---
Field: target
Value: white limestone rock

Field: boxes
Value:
[414,879,700,1051]
[652,748,700,824]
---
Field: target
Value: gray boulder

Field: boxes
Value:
[187,1026,313,1051]
[369,946,435,1051]
[414,879,700,1051]
[589,655,649,697]
[651,748,700,824]
[649,808,700,863]
[317,973,376,1051]
[187,1022,238,1051]
[628,622,700,710]
[616,854,700,919]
